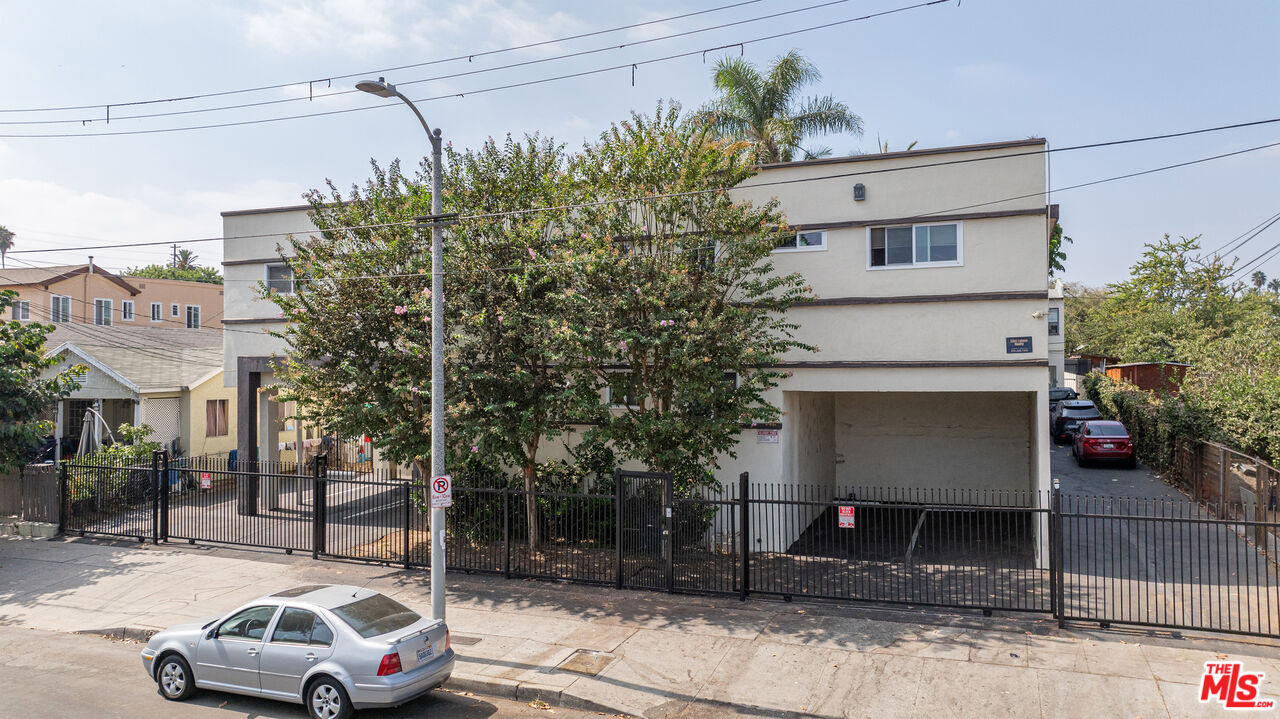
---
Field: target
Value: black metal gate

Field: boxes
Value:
[1056,493,1280,637]
[62,452,162,542]
[615,470,671,591]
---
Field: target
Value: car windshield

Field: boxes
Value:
[1049,389,1075,400]
[331,593,421,638]
[1062,407,1101,418]
[1086,424,1128,437]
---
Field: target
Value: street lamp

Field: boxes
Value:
[357,76,447,621]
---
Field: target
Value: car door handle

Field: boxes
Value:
[304,653,317,662]
[246,648,259,656]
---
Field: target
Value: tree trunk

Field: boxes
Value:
[523,461,540,552]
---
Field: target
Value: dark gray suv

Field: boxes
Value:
[1052,399,1101,444]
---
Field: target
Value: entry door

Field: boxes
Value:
[258,608,336,699]
[195,605,278,692]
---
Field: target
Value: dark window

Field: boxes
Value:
[1048,307,1061,336]
[775,231,826,251]
[331,594,420,639]
[150,302,161,321]
[272,585,331,598]
[270,607,318,644]
[217,605,278,641]
[1085,424,1128,437]
[267,263,295,294]
[206,399,228,437]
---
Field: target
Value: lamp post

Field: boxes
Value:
[356,77,447,621]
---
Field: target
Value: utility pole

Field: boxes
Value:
[171,243,178,268]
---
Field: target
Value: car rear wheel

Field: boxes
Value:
[156,654,197,701]
[307,677,353,719]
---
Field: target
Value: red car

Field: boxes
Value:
[1071,420,1136,468]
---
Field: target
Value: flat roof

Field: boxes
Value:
[754,138,1048,170]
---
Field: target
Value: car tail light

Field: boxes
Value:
[377,652,402,676]
[445,630,452,650]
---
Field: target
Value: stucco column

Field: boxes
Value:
[1034,385,1052,569]
[259,384,281,510]
[235,363,260,516]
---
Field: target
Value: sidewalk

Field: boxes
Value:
[2,535,1278,718]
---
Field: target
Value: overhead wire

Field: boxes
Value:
[0,0,771,114]
[0,0,951,139]
[1205,209,1280,258]
[1,0,859,127]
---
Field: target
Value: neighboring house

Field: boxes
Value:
[40,324,235,459]
[1048,279,1065,387]
[1105,362,1191,395]
[0,261,224,329]
[1064,353,1118,391]
[221,139,1059,558]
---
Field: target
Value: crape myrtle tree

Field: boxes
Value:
[569,104,813,493]
[444,135,603,550]
[0,289,82,471]
[266,160,436,478]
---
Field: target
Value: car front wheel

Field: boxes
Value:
[156,654,197,701]
[307,677,353,719]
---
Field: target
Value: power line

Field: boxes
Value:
[12,114,1280,257]
[0,0,950,139]
[0,0,770,114]
[1227,217,1280,278]
[0,0,856,128]
[1206,209,1280,258]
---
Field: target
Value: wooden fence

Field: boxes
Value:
[1173,440,1279,550]
[0,463,60,524]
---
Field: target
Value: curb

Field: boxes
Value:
[448,672,632,716]
[76,626,160,643]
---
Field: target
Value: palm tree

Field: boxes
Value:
[0,225,13,269]
[1251,270,1267,289]
[174,248,198,270]
[701,50,863,164]
[1269,278,1280,294]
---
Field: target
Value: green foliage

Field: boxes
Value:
[0,289,82,471]
[84,423,162,465]
[1049,221,1071,277]
[1081,373,1212,473]
[700,50,863,164]
[124,264,223,285]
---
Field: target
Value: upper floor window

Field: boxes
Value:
[94,298,113,326]
[775,230,826,253]
[121,300,134,321]
[150,302,162,322]
[267,263,295,294]
[868,222,961,268]
[10,299,30,321]
[1048,307,1061,336]
[186,305,201,329]
[170,303,179,318]
[50,295,71,323]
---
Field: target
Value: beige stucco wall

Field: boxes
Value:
[6,271,223,329]
[182,370,237,457]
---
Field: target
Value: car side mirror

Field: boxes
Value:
[206,628,216,640]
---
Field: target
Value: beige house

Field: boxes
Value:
[40,324,235,460]
[0,262,225,330]
[221,139,1058,556]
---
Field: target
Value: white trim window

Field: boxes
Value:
[10,299,30,321]
[606,372,641,409]
[150,302,162,322]
[94,298,113,326]
[121,300,134,321]
[868,222,962,268]
[185,304,201,329]
[50,294,72,323]
[1048,307,1061,336]
[266,263,295,294]
[774,230,826,253]
[170,303,179,318]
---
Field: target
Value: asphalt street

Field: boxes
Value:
[0,626,612,719]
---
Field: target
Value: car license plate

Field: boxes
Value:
[1101,443,1114,449]
[417,645,434,663]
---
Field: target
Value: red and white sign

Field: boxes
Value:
[199,472,212,490]
[1200,662,1272,709]
[838,505,855,529]
[430,475,452,509]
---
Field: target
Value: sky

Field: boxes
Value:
[0,0,1277,288]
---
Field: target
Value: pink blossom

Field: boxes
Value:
[470,445,479,453]
[497,315,504,322]
[422,288,432,298]
[618,340,628,351]
[394,305,408,315]
[528,247,537,259]
[292,307,305,315]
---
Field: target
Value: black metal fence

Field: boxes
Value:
[59,452,1280,638]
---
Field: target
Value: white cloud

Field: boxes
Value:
[0,177,307,272]
[242,0,408,56]
[423,0,585,55]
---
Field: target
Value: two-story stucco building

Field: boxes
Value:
[221,139,1058,547]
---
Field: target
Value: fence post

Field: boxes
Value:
[57,462,68,536]
[503,487,512,580]
[663,472,674,594]
[403,482,412,570]
[739,472,750,601]
[150,450,162,545]
[614,469,624,590]
[312,453,327,560]
[159,450,170,542]
[1051,482,1065,627]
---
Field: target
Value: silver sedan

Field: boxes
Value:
[140,585,454,719]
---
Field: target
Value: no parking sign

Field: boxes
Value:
[838,505,855,529]
[430,475,452,509]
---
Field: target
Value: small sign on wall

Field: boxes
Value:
[838,505,855,528]
[756,429,779,444]
[200,472,212,490]
[1005,336,1033,354]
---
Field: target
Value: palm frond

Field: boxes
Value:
[792,95,864,137]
